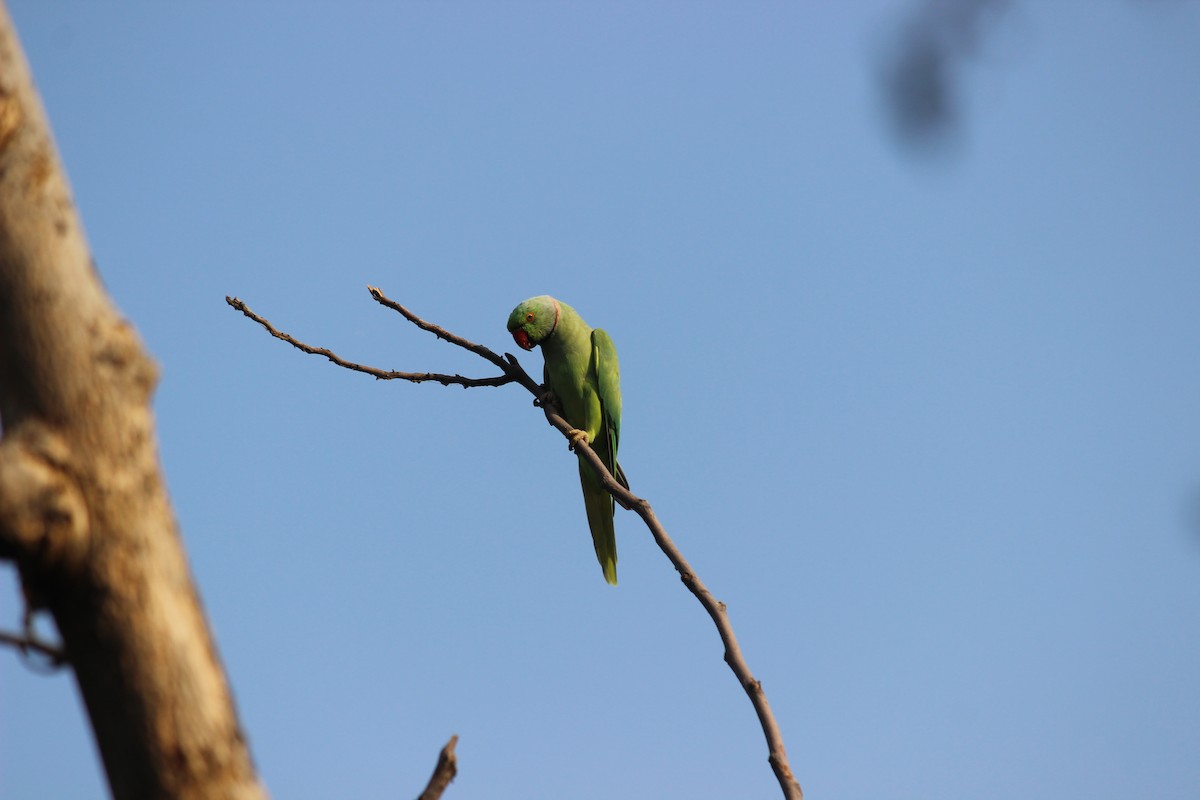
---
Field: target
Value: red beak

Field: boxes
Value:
[513,329,533,351]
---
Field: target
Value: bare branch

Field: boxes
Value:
[228,288,802,799]
[226,294,522,389]
[0,627,67,669]
[366,286,544,396]
[369,286,501,369]
[415,735,458,800]
[538,406,803,799]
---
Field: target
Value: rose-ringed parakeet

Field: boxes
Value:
[507,295,629,585]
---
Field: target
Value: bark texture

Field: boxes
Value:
[0,5,267,798]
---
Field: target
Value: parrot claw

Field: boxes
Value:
[534,389,557,408]
[566,428,590,451]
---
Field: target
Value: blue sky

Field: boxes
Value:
[2,2,1199,798]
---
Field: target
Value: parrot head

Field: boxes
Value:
[507,295,560,351]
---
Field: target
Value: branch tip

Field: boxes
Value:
[416,734,459,800]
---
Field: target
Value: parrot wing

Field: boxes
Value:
[592,328,631,509]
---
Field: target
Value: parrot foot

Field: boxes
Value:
[534,389,557,409]
[566,428,590,451]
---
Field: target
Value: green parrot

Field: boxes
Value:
[507,295,629,585]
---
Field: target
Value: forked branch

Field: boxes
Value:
[226,287,803,800]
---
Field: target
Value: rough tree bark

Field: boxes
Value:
[0,5,268,799]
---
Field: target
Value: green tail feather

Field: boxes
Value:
[580,464,618,585]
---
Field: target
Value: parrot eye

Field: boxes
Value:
[526,312,535,322]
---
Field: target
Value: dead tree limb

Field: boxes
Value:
[415,735,459,800]
[227,287,804,800]
[0,5,267,798]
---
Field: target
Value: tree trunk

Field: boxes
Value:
[0,4,267,798]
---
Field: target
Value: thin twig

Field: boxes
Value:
[540,405,802,798]
[228,286,803,800]
[0,628,68,670]
[225,296,513,388]
[366,287,545,396]
[416,735,458,800]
